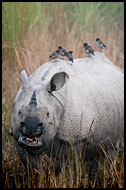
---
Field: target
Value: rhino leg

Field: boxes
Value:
[89,158,98,180]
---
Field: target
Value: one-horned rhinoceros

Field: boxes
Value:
[10,51,124,176]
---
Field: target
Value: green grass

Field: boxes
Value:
[2,2,124,46]
[77,2,123,28]
[2,2,44,46]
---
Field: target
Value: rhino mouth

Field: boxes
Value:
[23,136,38,145]
[18,134,42,149]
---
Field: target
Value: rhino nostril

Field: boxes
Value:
[37,123,43,127]
[36,123,44,135]
[20,122,25,126]
[22,126,26,134]
[20,122,26,134]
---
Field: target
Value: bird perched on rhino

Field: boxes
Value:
[65,51,74,63]
[58,46,67,56]
[96,38,107,50]
[49,49,60,61]
[58,46,73,63]
[83,43,95,56]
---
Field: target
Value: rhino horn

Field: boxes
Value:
[19,69,30,90]
[28,91,37,110]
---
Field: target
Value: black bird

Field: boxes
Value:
[83,43,95,56]
[66,51,73,62]
[49,49,60,61]
[58,46,67,56]
[96,38,106,50]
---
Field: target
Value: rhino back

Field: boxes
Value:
[59,53,123,143]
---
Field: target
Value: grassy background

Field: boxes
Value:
[2,2,124,188]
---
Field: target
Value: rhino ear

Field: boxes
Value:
[48,72,69,93]
[19,69,30,90]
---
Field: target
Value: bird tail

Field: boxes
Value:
[92,51,95,56]
[69,58,73,62]
[104,45,107,49]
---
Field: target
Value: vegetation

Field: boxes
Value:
[2,2,124,188]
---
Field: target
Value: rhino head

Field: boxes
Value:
[10,69,69,154]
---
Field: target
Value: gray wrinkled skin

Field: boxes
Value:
[10,51,124,174]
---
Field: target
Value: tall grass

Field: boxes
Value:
[2,2,44,46]
[2,136,124,188]
[2,2,124,188]
[2,2,124,46]
[73,2,124,32]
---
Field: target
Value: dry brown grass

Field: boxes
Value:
[2,134,124,188]
[2,23,124,104]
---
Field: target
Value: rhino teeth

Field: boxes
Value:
[23,136,38,144]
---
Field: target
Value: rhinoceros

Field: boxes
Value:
[10,51,124,176]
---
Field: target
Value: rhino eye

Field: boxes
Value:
[47,112,49,118]
[38,123,43,127]
[19,111,22,116]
